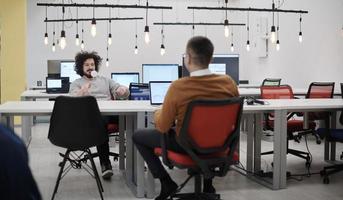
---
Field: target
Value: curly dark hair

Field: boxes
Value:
[74,51,102,76]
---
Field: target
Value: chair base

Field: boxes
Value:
[320,163,343,184]
[51,149,104,200]
[172,192,220,200]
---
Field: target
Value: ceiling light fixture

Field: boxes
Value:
[60,1,66,49]
[52,22,56,52]
[144,0,150,44]
[160,10,166,56]
[230,27,234,52]
[44,6,49,45]
[90,0,97,37]
[224,0,229,38]
[107,8,112,45]
[75,7,80,46]
[270,0,276,44]
[299,14,303,43]
[246,11,250,52]
[80,22,85,50]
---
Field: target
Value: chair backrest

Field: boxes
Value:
[260,85,294,99]
[129,83,150,100]
[48,96,107,150]
[178,97,244,155]
[306,82,335,99]
[261,78,281,86]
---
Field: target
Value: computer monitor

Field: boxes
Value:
[111,72,139,88]
[60,61,80,82]
[46,77,70,93]
[142,64,179,83]
[182,54,239,84]
[149,81,172,105]
[129,83,150,100]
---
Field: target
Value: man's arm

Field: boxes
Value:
[154,84,177,133]
[109,78,130,99]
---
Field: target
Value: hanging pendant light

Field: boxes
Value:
[144,0,150,44]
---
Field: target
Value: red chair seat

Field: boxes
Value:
[107,123,118,134]
[154,148,239,168]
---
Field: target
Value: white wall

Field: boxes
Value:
[27,0,343,89]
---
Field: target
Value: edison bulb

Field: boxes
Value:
[276,40,280,51]
[230,44,234,52]
[134,46,138,54]
[44,33,49,45]
[60,37,66,49]
[52,43,56,52]
[80,40,85,50]
[91,19,97,37]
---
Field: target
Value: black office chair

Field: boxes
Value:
[261,78,282,86]
[317,83,343,184]
[48,96,107,200]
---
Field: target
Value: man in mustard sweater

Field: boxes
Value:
[133,36,239,200]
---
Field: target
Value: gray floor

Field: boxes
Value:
[21,123,343,200]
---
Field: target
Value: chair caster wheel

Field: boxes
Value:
[113,157,118,162]
[316,140,321,145]
[323,176,330,184]
[58,162,63,167]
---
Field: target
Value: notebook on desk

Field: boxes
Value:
[149,81,172,105]
[46,77,70,94]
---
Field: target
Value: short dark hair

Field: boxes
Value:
[74,51,102,76]
[186,36,214,68]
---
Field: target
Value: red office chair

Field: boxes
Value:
[260,85,316,167]
[297,82,335,144]
[154,97,244,200]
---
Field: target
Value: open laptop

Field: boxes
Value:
[46,77,70,93]
[149,81,172,105]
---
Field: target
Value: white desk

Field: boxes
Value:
[21,88,312,100]
[1,99,343,193]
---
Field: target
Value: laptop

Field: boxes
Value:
[149,81,172,105]
[46,77,70,93]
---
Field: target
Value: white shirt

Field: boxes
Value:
[190,68,212,77]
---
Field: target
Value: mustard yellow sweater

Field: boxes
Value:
[154,74,239,135]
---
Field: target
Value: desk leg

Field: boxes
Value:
[119,115,125,170]
[22,116,32,146]
[330,112,337,161]
[273,110,287,190]
[135,112,145,198]
[254,113,262,172]
[246,114,254,173]
[125,115,135,194]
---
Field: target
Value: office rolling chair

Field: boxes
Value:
[260,85,316,167]
[261,78,282,86]
[48,96,107,200]
[154,97,244,200]
[296,82,335,144]
[317,83,343,184]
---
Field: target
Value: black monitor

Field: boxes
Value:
[111,72,140,88]
[182,54,239,84]
[142,64,179,83]
[60,61,80,83]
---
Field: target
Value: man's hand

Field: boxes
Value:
[78,82,91,96]
[115,86,128,96]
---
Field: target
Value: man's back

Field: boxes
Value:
[154,74,239,134]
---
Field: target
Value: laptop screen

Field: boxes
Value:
[47,79,62,89]
[149,81,172,105]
